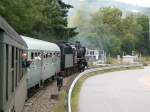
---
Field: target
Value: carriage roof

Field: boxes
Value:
[21,35,60,52]
[0,16,27,47]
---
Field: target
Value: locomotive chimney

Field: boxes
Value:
[75,41,81,49]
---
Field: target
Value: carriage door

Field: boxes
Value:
[41,52,48,81]
[27,52,41,88]
[34,52,42,84]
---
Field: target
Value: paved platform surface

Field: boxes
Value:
[79,67,150,112]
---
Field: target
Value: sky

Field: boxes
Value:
[63,0,150,8]
[115,0,150,7]
[63,0,150,16]
[63,0,150,26]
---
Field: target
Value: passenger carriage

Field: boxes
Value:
[21,36,61,89]
[0,17,27,112]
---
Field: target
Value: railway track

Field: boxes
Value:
[22,74,78,112]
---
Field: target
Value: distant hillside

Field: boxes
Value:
[67,0,150,16]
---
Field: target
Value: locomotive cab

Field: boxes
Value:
[57,42,74,76]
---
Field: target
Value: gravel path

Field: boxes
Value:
[22,74,77,112]
[79,67,150,112]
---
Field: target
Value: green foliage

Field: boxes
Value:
[0,0,77,41]
[71,7,149,56]
[136,14,149,54]
[101,7,122,34]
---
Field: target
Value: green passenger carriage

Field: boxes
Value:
[0,16,27,112]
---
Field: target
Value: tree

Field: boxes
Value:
[71,7,149,56]
[121,32,136,54]
[0,0,45,35]
[0,0,77,41]
[37,0,77,40]
[136,14,149,54]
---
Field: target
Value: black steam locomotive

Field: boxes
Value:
[57,41,87,76]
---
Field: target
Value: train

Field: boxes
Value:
[0,16,87,112]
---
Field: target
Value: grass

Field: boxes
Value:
[142,56,150,66]
[71,66,143,112]
[53,74,78,112]
[53,89,67,112]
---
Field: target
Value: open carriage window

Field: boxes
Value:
[46,53,48,58]
[49,53,52,57]
[53,52,56,56]
[57,52,60,57]
[35,52,38,57]
[31,52,34,59]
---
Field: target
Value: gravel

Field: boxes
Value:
[22,74,78,112]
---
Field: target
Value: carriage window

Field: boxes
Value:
[44,54,46,58]
[17,49,20,82]
[90,51,94,55]
[19,50,23,81]
[35,52,38,57]
[15,48,18,87]
[18,50,21,81]
[31,52,34,59]
[46,53,48,58]
[55,52,58,56]
[21,50,24,77]
[49,53,52,57]
[11,47,15,92]
[5,44,9,101]
[38,52,40,56]
[57,53,60,57]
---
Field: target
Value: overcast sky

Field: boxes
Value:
[116,0,150,7]
[63,0,150,7]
